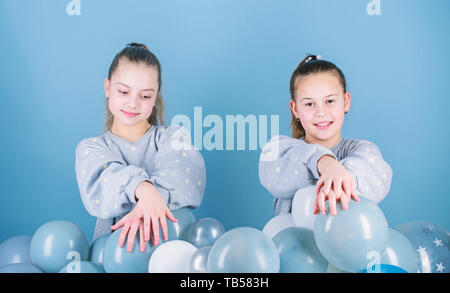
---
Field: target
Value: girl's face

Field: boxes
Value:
[105,58,159,129]
[289,72,351,147]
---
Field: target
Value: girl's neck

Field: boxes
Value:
[111,120,151,143]
[304,132,342,150]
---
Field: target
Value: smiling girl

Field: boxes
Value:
[75,43,206,252]
[259,54,392,216]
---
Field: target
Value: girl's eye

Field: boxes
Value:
[304,103,313,107]
[142,95,152,99]
[119,90,127,95]
[327,99,335,104]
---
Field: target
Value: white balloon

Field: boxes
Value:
[262,213,295,239]
[148,240,197,273]
[291,185,317,230]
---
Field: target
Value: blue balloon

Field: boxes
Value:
[394,221,449,273]
[273,227,328,273]
[361,264,408,273]
[381,228,418,273]
[30,220,89,273]
[314,197,389,273]
[166,207,196,241]
[0,263,43,273]
[207,227,280,273]
[188,246,211,273]
[102,227,158,273]
[59,260,105,273]
[89,234,109,265]
[0,235,32,267]
[187,217,225,247]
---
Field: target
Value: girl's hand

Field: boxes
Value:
[110,181,178,252]
[314,155,360,216]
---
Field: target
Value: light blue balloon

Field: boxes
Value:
[188,246,211,273]
[89,234,109,265]
[207,227,280,273]
[30,220,89,273]
[166,207,196,241]
[59,260,105,273]
[0,235,32,267]
[394,221,449,273]
[314,197,389,273]
[0,263,43,273]
[381,228,418,273]
[273,227,328,273]
[361,264,408,273]
[102,227,158,273]
[187,217,225,247]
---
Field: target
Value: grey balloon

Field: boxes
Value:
[188,246,211,273]
[187,217,225,248]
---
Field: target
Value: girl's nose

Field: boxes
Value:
[127,94,139,108]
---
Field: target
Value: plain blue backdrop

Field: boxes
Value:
[1,0,449,243]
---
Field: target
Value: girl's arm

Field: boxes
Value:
[339,139,393,204]
[75,138,150,219]
[258,135,337,199]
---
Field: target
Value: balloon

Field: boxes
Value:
[0,263,43,273]
[102,227,158,273]
[188,246,211,273]
[0,235,32,267]
[273,227,328,273]
[381,228,418,273]
[30,220,89,273]
[148,240,197,273]
[314,197,389,273]
[326,263,348,273]
[207,227,280,273]
[59,260,105,273]
[187,217,225,247]
[262,213,295,239]
[361,264,408,273]
[291,185,318,230]
[89,234,109,265]
[165,207,196,241]
[394,221,449,273]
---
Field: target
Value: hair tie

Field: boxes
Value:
[126,43,145,49]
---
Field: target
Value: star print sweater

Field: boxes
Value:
[75,125,206,241]
[258,135,393,215]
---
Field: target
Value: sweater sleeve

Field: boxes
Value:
[75,137,150,219]
[147,126,206,210]
[339,140,393,204]
[258,135,337,199]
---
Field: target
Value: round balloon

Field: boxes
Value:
[102,227,158,273]
[187,217,225,247]
[381,228,418,273]
[291,185,318,230]
[207,227,280,273]
[0,263,43,273]
[30,220,89,273]
[262,213,295,239]
[0,235,32,267]
[148,240,197,273]
[59,260,105,273]
[165,207,196,241]
[89,234,109,265]
[188,246,211,273]
[361,264,408,273]
[273,227,328,273]
[394,221,449,273]
[314,197,389,273]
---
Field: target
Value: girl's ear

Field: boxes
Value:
[104,78,111,98]
[344,92,351,114]
[289,99,300,120]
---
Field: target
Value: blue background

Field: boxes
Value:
[1,0,449,243]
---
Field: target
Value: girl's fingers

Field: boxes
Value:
[144,213,151,242]
[151,216,160,246]
[318,190,326,215]
[351,191,360,202]
[139,221,146,253]
[160,215,169,242]
[329,190,337,216]
[342,180,352,202]
[126,221,139,252]
[333,179,343,201]
[313,191,320,215]
[340,191,349,211]
[118,222,131,248]
[111,217,125,231]
[166,207,178,223]
[324,179,332,196]
[315,178,324,197]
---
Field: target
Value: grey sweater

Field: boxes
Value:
[259,135,393,215]
[75,125,206,241]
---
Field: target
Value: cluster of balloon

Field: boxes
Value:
[263,184,449,273]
